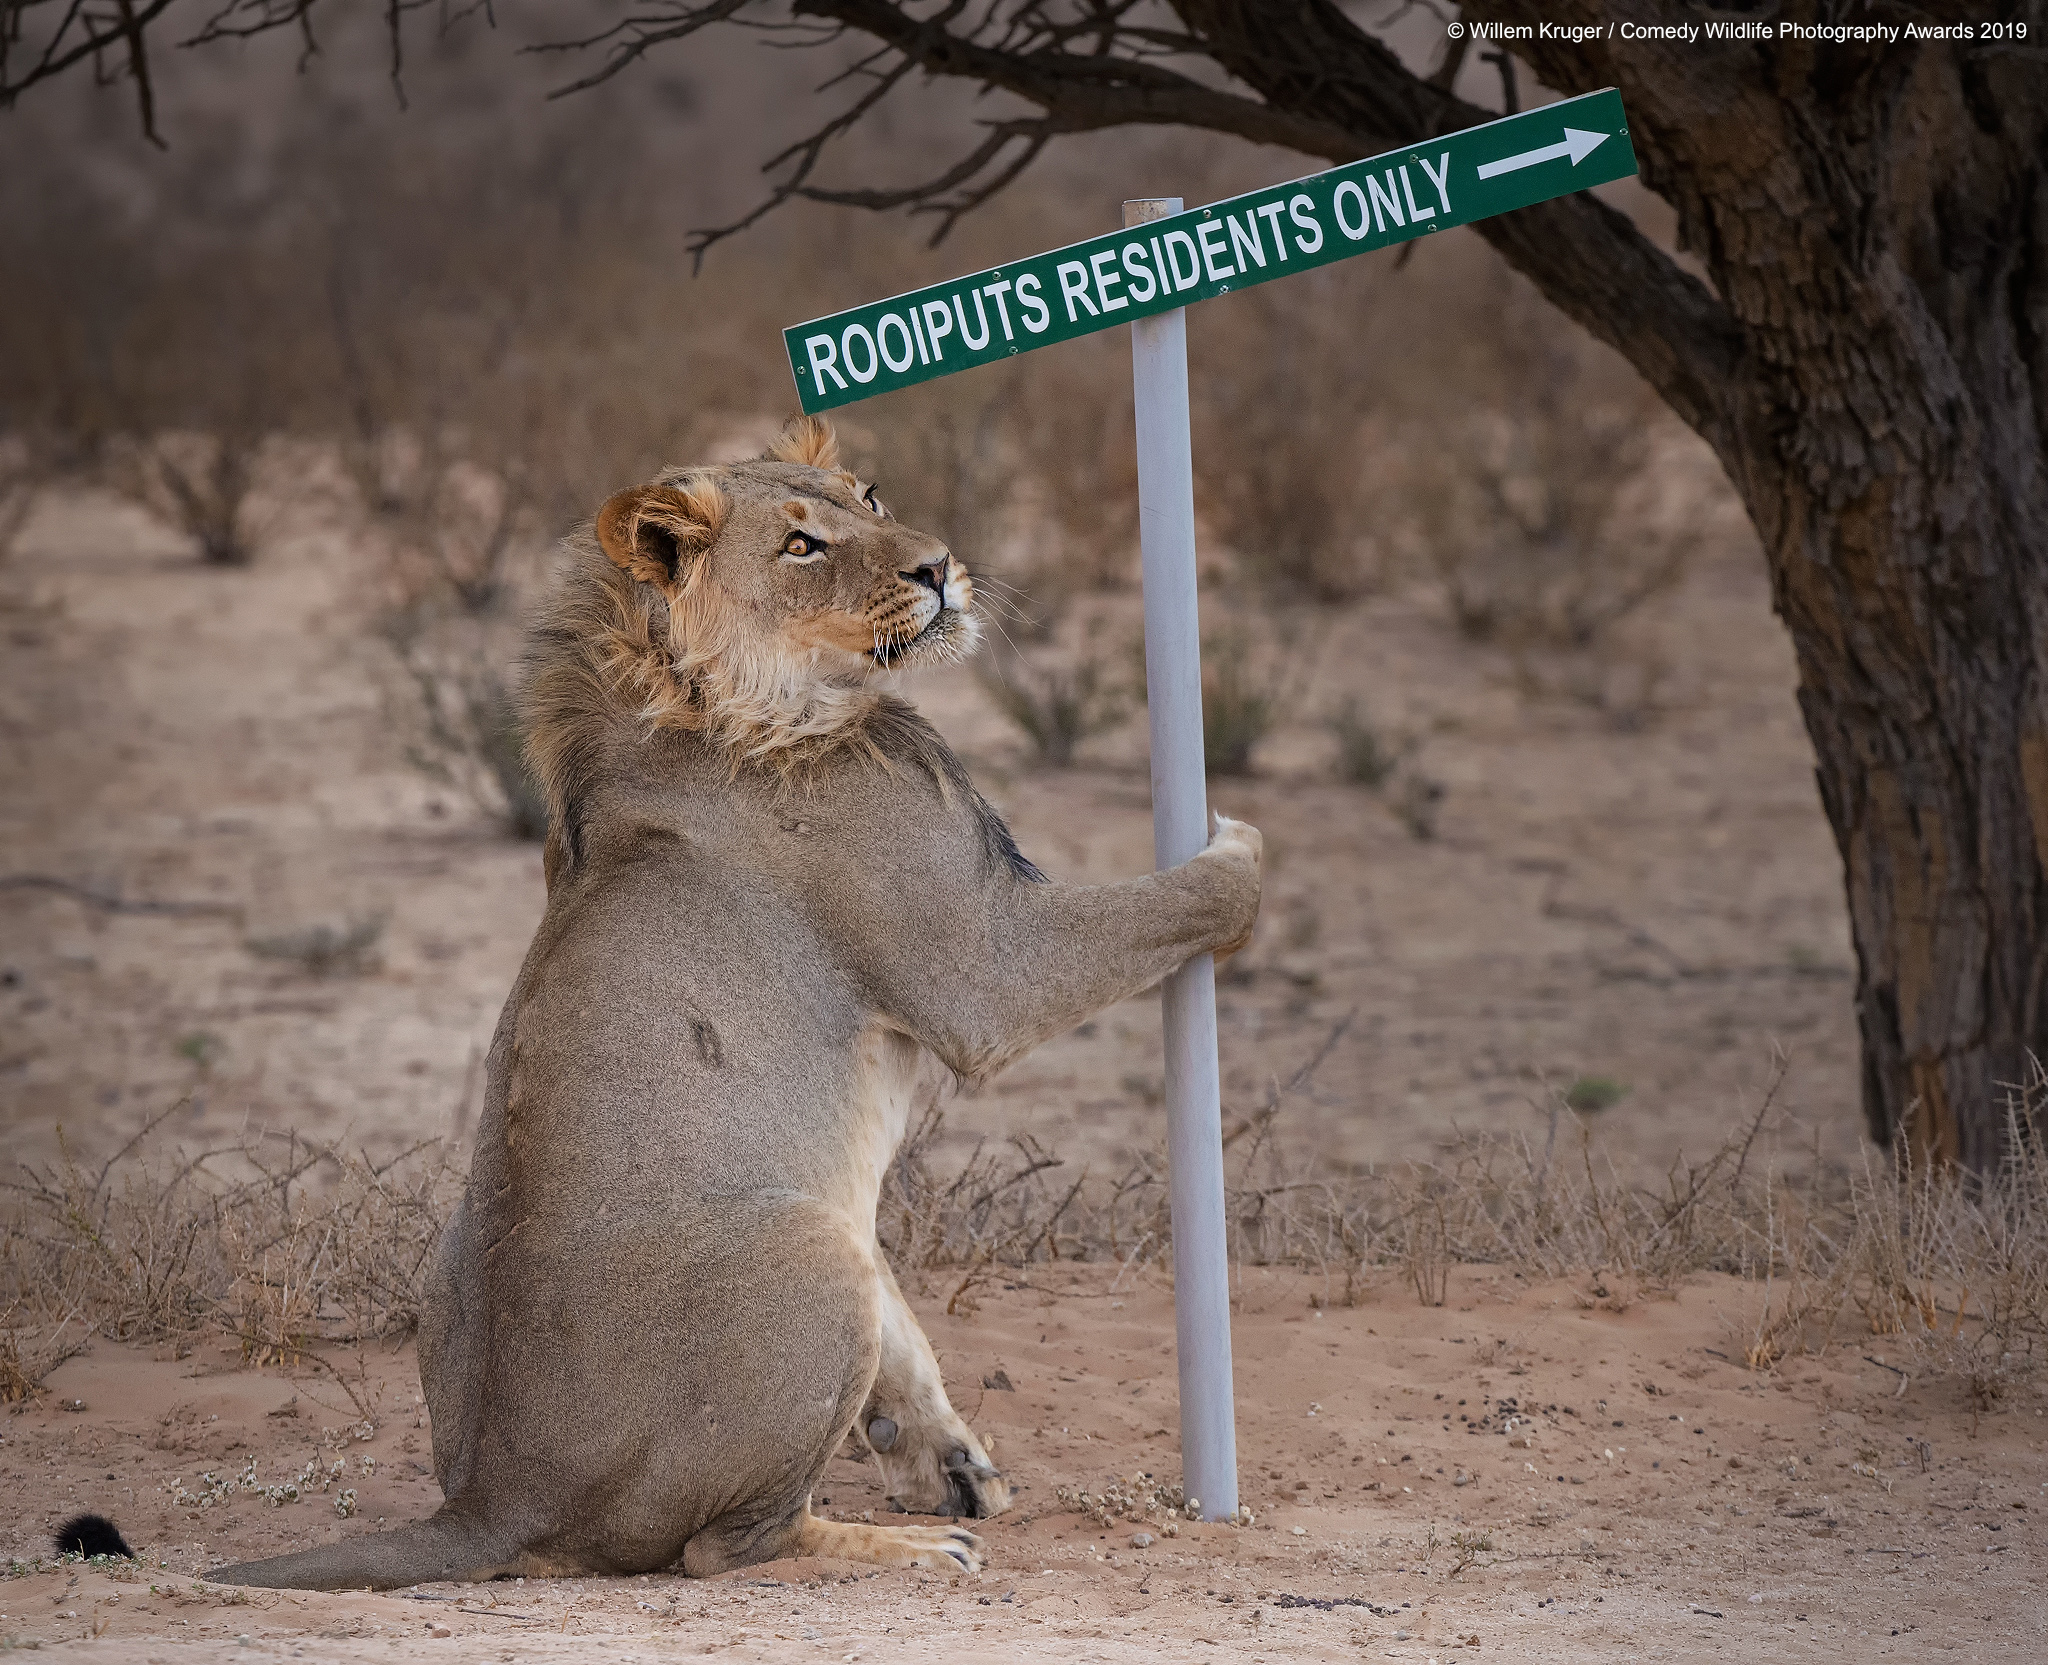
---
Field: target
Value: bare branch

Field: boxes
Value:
[113,0,165,144]
[0,0,181,118]
[527,0,755,96]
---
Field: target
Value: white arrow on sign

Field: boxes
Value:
[1475,126,1610,180]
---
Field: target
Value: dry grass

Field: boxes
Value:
[6,1061,2042,1417]
[1,1105,458,1415]
[1736,1086,2048,1407]
[879,1043,2048,1409]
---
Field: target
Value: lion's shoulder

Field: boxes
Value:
[864,698,1044,885]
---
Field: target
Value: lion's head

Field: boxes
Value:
[597,415,977,682]
[524,418,983,843]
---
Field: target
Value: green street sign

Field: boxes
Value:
[783,87,1637,413]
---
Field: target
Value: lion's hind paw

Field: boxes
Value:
[797,1514,985,1573]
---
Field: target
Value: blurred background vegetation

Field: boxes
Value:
[0,7,1702,809]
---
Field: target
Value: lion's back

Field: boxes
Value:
[486,834,873,1212]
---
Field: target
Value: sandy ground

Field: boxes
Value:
[6,1269,2044,1662]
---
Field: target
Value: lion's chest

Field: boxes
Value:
[831,1022,923,1227]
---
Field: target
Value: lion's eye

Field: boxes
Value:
[781,532,827,561]
[863,486,889,520]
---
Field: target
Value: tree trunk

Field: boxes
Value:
[1471,15,2048,1167]
[1744,118,2048,1169]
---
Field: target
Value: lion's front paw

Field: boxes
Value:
[867,1416,1013,1520]
[1202,812,1263,958]
[1206,811,1263,869]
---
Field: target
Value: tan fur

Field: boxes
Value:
[211,418,1261,1592]
[764,413,842,471]
[527,426,979,816]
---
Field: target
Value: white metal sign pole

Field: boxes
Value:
[1124,196,1237,1524]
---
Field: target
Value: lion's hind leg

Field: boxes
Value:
[682,1505,982,1576]
[794,1512,983,1572]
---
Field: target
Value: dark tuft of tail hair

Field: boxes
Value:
[55,1513,135,1559]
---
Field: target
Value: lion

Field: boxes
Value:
[211,416,1261,1590]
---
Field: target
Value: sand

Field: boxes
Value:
[6,1268,2043,1662]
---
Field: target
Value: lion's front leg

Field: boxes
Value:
[856,1254,1011,1520]
[869,813,1263,1087]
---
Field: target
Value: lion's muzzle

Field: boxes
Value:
[900,550,950,597]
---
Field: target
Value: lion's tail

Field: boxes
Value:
[210,1508,523,1591]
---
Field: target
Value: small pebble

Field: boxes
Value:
[1129,1532,1154,1548]
[430,1625,452,1638]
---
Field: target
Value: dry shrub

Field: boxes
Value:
[0,1299,88,1405]
[1328,698,1442,839]
[344,434,535,615]
[884,1043,2048,1405]
[381,611,549,840]
[1327,696,1412,790]
[1191,270,1396,604]
[876,1103,1079,1316]
[1,1107,458,1411]
[1377,259,1703,662]
[1198,627,1316,778]
[1391,770,1447,841]
[1201,630,1279,777]
[0,51,784,597]
[104,430,278,568]
[0,431,49,563]
[976,633,1131,767]
[245,915,387,977]
[1414,393,1693,651]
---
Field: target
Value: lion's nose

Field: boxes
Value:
[901,552,949,598]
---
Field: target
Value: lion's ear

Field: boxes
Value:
[595,479,727,589]
[763,414,840,472]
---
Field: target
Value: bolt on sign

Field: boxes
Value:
[784,88,1638,412]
